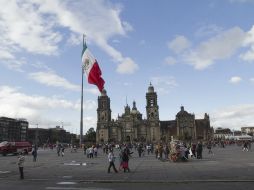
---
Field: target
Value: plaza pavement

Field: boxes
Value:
[0,144,254,183]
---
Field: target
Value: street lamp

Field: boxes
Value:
[36,124,38,147]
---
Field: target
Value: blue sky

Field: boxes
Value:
[1,0,254,133]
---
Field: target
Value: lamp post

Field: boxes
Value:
[35,123,38,147]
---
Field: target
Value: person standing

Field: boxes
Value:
[107,149,118,173]
[94,146,98,157]
[57,144,61,156]
[146,144,151,155]
[18,152,25,179]
[137,144,143,158]
[158,143,163,159]
[164,145,170,160]
[88,146,94,158]
[118,149,124,171]
[196,142,203,159]
[83,145,87,155]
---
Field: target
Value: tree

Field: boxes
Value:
[84,128,96,143]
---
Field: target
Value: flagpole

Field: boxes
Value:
[80,64,84,147]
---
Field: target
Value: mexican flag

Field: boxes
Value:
[81,41,105,92]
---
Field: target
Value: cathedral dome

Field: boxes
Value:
[148,83,154,93]
[131,100,139,114]
[131,109,140,115]
[176,106,189,117]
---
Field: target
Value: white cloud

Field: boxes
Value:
[250,78,254,83]
[229,76,242,84]
[185,27,245,70]
[0,85,96,128]
[116,57,138,74]
[67,33,81,46]
[36,0,137,74]
[3,59,27,72]
[164,56,176,65]
[211,104,254,130]
[28,69,101,95]
[195,24,223,37]
[0,0,137,74]
[84,88,101,96]
[229,0,254,3]
[83,116,97,129]
[82,100,97,111]
[139,40,146,46]
[0,49,15,59]
[0,85,74,119]
[151,76,178,94]
[30,61,52,71]
[167,35,191,54]
[112,39,120,44]
[123,82,132,86]
[29,71,80,91]
[240,25,254,61]
[0,0,61,55]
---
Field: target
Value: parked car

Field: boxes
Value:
[0,141,32,156]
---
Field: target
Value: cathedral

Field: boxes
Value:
[96,83,213,143]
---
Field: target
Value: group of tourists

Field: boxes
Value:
[57,144,65,157]
[15,139,253,180]
[84,145,98,158]
[107,145,133,173]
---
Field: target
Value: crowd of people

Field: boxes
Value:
[15,139,253,179]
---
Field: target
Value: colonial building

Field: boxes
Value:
[241,127,254,135]
[0,117,28,142]
[96,84,213,143]
[27,126,76,146]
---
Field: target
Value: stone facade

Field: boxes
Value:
[27,126,76,145]
[96,84,213,143]
[0,117,28,142]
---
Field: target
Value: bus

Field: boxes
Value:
[0,141,32,156]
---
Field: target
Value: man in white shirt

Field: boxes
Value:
[107,149,118,173]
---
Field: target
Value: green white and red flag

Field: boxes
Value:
[81,40,105,92]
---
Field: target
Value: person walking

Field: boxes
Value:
[18,152,25,179]
[196,141,203,159]
[207,142,213,154]
[122,149,130,172]
[191,143,196,158]
[107,149,118,173]
[243,141,249,151]
[32,145,38,162]
[61,145,65,157]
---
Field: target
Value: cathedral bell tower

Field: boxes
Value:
[146,83,159,121]
[96,89,111,143]
[146,83,160,142]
